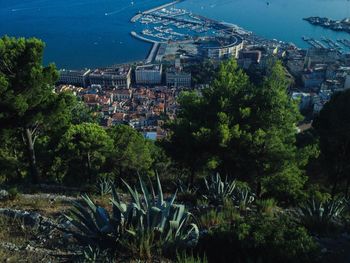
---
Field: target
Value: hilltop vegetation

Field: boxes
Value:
[1,36,350,262]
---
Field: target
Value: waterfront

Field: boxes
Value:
[1,0,350,68]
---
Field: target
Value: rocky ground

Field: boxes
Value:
[1,188,350,262]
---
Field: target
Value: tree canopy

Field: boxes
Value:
[0,36,74,183]
[313,89,350,196]
[163,59,307,201]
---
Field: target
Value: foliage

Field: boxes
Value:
[96,177,114,197]
[79,246,113,263]
[313,89,350,196]
[106,125,154,177]
[163,59,308,202]
[232,187,255,211]
[256,198,278,217]
[184,59,218,86]
[176,251,208,263]
[0,36,81,184]
[196,214,319,263]
[7,187,19,200]
[57,123,113,184]
[175,178,199,204]
[62,175,199,259]
[199,200,240,230]
[299,197,346,235]
[202,173,236,205]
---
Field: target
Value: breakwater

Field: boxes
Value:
[131,0,184,23]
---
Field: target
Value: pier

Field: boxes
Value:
[130,31,162,64]
[145,42,160,64]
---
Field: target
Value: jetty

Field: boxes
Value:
[130,31,163,64]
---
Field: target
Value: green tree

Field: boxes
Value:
[163,59,307,201]
[0,36,59,183]
[313,89,350,196]
[107,125,153,177]
[58,123,113,184]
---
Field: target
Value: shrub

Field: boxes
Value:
[232,187,255,211]
[256,198,278,217]
[299,197,345,235]
[7,187,19,200]
[199,200,240,230]
[196,215,319,263]
[176,251,207,263]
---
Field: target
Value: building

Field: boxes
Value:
[238,50,262,69]
[58,69,91,87]
[89,66,131,89]
[135,64,163,85]
[166,69,191,88]
[201,35,244,59]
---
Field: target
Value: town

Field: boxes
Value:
[57,5,350,138]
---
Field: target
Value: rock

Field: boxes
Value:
[0,189,9,201]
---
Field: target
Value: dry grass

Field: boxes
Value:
[0,216,38,246]
[1,195,71,217]
[0,248,54,263]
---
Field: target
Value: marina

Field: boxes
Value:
[130,3,251,45]
[302,36,350,54]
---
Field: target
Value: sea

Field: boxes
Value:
[1,0,350,69]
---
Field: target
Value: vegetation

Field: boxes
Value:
[63,175,199,260]
[313,89,350,197]
[2,36,350,261]
[162,59,308,203]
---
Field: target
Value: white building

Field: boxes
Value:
[202,35,244,60]
[58,69,91,87]
[166,70,191,88]
[135,64,162,85]
[89,66,131,89]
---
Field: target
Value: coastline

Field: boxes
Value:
[130,0,184,64]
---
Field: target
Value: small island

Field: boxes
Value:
[303,16,350,33]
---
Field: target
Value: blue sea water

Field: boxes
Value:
[1,0,350,69]
[0,0,169,69]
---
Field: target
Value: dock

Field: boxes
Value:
[130,31,163,64]
[145,42,160,64]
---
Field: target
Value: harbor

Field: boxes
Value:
[302,36,350,54]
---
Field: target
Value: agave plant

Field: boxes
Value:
[96,178,114,196]
[232,188,255,209]
[62,175,199,254]
[299,197,345,234]
[78,245,113,263]
[202,173,236,205]
[174,178,198,195]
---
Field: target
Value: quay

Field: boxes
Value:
[145,42,160,64]
[130,31,162,64]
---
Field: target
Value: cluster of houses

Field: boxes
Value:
[56,60,191,140]
[56,39,350,139]
[286,48,350,115]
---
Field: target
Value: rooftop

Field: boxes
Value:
[136,64,162,71]
[90,66,131,77]
[201,35,243,49]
